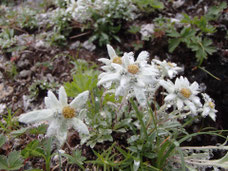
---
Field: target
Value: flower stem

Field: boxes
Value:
[58,150,62,171]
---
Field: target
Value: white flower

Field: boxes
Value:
[98,44,123,68]
[98,50,158,106]
[201,93,217,121]
[98,44,123,88]
[152,59,183,79]
[160,76,202,114]
[19,86,89,146]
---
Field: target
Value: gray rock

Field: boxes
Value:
[17,59,30,68]
[19,70,32,78]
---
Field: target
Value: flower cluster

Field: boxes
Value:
[66,0,138,23]
[98,45,159,106]
[98,45,217,120]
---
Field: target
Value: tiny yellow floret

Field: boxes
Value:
[168,62,174,67]
[209,102,215,109]
[62,106,75,118]
[128,64,139,74]
[112,57,122,65]
[180,88,191,98]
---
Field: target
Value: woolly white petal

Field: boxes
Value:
[190,82,199,92]
[47,90,61,108]
[120,76,130,87]
[164,94,176,102]
[168,70,174,78]
[123,52,134,66]
[137,51,149,62]
[97,73,120,86]
[185,100,196,114]
[19,109,54,123]
[46,119,59,137]
[111,63,123,71]
[44,97,51,108]
[191,96,202,107]
[134,86,147,106]
[56,126,68,146]
[141,66,158,76]
[59,86,68,106]
[115,85,126,97]
[98,58,111,65]
[160,80,174,93]
[98,72,107,79]
[101,65,111,71]
[176,99,184,110]
[135,79,145,87]
[107,44,117,59]
[209,112,216,121]
[202,107,210,117]
[70,90,89,109]
[71,118,89,134]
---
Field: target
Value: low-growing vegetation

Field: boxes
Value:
[0,0,228,170]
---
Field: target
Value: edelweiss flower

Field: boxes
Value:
[201,93,217,121]
[160,76,202,114]
[153,59,183,79]
[98,45,134,88]
[98,44,124,68]
[98,50,158,106]
[19,86,89,146]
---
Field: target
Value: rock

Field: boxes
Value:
[19,70,32,78]
[17,59,30,68]
[172,0,185,8]
[0,84,13,100]
[35,40,45,48]
[21,53,30,60]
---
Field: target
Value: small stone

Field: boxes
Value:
[35,40,45,48]
[173,0,185,8]
[17,59,30,68]
[19,70,32,78]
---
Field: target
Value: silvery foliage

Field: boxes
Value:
[66,0,139,23]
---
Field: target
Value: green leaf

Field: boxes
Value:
[0,151,23,170]
[205,2,227,21]
[61,150,86,169]
[168,38,181,53]
[10,127,29,137]
[0,134,6,147]
[21,140,44,159]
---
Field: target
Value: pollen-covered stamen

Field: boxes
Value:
[128,64,139,74]
[168,62,174,67]
[209,102,215,109]
[180,88,191,98]
[62,106,75,118]
[112,57,122,65]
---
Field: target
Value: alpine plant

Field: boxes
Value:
[19,86,89,146]
[98,45,217,121]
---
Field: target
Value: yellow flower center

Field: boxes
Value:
[128,64,139,74]
[180,88,191,98]
[62,106,75,119]
[209,102,215,109]
[168,62,174,67]
[112,57,122,65]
